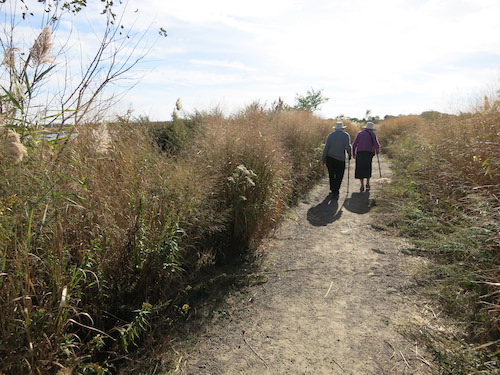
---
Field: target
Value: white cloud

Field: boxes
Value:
[143,67,245,86]
[138,0,302,25]
[189,59,256,71]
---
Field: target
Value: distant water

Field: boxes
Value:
[39,132,76,141]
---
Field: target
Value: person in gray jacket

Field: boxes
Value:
[322,121,352,199]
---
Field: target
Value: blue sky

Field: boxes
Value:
[3,0,500,120]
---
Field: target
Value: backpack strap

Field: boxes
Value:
[366,130,376,151]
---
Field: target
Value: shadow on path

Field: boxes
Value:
[344,191,372,214]
[307,193,342,226]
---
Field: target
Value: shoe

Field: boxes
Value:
[366,184,371,191]
[360,186,365,192]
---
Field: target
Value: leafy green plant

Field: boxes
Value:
[116,303,152,353]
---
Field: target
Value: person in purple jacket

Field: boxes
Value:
[322,121,352,199]
[352,122,381,192]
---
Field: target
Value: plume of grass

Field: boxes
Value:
[29,25,55,65]
[0,127,28,163]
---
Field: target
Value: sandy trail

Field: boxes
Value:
[178,155,433,375]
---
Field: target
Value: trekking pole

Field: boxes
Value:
[376,153,382,178]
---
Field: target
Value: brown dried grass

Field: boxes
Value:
[0,105,331,373]
[378,99,500,366]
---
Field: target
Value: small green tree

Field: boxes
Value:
[293,88,329,112]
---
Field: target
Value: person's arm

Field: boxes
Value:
[352,133,359,157]
[322,135,329,163]
[373,133,381,154]
[346,133,352,159]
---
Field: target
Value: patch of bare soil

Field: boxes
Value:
[176,155,434,375]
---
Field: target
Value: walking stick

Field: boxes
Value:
[346,158,350,194]
[376,153,382,178]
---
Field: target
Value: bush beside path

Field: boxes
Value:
[175,155,434,375]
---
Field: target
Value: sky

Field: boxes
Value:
[2,0,500,120]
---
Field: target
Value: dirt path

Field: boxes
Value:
[177,155,434,375]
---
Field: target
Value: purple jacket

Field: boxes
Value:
[352,130,380,156]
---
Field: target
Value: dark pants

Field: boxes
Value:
[325,156,345,195]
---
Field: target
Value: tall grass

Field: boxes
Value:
[378,101,499,373]
[0,105,331,373]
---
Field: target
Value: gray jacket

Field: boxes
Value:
[322,130,352,162]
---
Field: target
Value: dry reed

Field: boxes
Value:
[378,98,499,370]
[0,105,331,373]
[0,127,28,163]
[30,25,55,65]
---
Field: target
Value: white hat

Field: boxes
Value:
[363,122,376,130]
[335,121,346,130]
